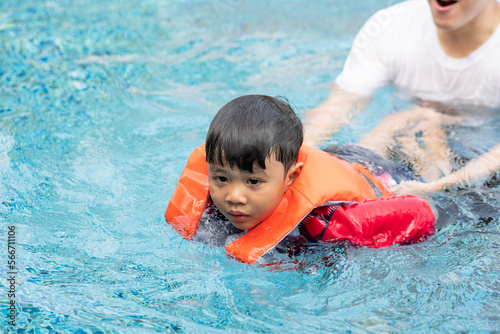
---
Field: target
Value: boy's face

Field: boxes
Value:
[208,155,302,230]
[427,0,491,31]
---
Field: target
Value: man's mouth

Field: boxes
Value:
[436,0,458,7]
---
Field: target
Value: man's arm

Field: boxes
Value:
[303,5,395,147]
[303,85,367,147]
[357,106,461,181]
[392,144,500,195]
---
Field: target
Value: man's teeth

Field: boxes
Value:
[437,0,458,7]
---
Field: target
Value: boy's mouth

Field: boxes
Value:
[228,211,249,223]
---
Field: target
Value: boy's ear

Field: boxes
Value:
[285,162,304,188]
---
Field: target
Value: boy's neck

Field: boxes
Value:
[437,1,500,58]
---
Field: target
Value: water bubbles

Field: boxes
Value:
[83,234,120,259]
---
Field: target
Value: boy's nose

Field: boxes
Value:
[225,184,247,205]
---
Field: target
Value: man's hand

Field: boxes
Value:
[392,144,500,194]
[391,180,446,195]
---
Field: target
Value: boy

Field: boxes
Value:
[166,95,435,265]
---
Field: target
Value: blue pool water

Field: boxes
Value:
[1,0,499,332]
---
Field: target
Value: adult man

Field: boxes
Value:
[304,0,500,194]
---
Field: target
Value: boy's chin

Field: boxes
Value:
[228,220,260,230]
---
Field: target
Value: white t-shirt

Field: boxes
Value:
[335,0,500,108]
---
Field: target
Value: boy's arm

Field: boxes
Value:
[303,85,368,147]
[302,196,435,247]
[392,144,500,195]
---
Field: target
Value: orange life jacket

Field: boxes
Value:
[165,144,392,264]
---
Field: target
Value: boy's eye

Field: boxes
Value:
[248,179,261,185]
[216,176,227,182]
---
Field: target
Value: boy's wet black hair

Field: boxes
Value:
[206,95,303,173]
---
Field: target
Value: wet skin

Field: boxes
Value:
[208,155,302,230]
